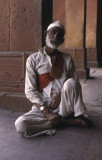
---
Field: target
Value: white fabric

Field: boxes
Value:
[47,21,65,31]
[15,108,56,137]
[25,47,78,106]
[58,79,86,117]
[15,78,86,137]
[15,47,86,137]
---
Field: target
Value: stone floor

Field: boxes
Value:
[0,68,102,160]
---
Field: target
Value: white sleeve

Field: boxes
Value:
[25,56,46,105]
[69,56,79,81]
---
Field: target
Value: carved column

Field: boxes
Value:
[86,0,98,67]
[53,0,88,79]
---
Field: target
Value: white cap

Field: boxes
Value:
[47,21,65,32]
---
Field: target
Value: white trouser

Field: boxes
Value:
[15,78,86,137]
[58,78,86,117]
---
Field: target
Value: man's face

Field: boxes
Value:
[45,27,64,49]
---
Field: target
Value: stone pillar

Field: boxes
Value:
[10,0,42,51]
[53,0,66,48]
[0,0,42,111]
[65,0,84,48]
[0,0,42,93]
[53,0,88,79]
[86,0,98,67]
[0,0,10,51]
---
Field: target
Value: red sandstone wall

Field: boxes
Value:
[86,0,97,48]
[10,0,42,51]
[0,0,10,51]
[0,0,42,52]
[53,0,66,48]
[86,0,98,67]
[0,0,42,93]
[53,0,65,26]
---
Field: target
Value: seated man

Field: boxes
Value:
[15,21,93,137]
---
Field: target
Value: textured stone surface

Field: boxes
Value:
[53,0,66,48]
[53,0,65,28]
[59,47,87,78]
[87,48,98,68]
[0,52,25,82]
[53,0,86,73]
[0,97,102,160]
[87,48,97,61]
[53,0,85,48]
[65,0,84,47]
[82,68,102,107]
[0,53,24,82]
[53,0,66,24]
[0,52,28,92]
[86,0,99,67]
[0,0,10,50]
[60,48,85,69]
[0,93,32,112]
[86,0,97,47]
[10,0,42,51]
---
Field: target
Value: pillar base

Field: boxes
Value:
[87,48,98,68]
[59,47,88,79]
[77,68,90,79]
[0,92,32,112]
[0,51,30,93]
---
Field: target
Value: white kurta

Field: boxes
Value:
[15,47,86,137]
[25,47,78,105]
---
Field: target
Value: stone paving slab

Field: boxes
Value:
[82,68,102,107]
[0,109,102,160]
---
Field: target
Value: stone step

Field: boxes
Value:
[0,92,32,112]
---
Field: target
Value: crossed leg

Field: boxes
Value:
[58,78,93,128]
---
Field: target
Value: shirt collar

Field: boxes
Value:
[38,47,47,56]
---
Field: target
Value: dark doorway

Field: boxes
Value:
[97,0,102,67]
[42,0,53,46]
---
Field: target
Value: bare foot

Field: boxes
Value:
[60,115,93,128]
[75,115,93,128]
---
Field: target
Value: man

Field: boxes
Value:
[15,21,93,137]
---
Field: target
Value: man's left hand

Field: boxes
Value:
[50,92,61,109]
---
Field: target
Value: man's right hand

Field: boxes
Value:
[34,103,61,127]
[43,108,61,127]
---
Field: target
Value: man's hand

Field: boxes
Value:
[34,99,61,127]
[45,112,61,127]
[50,92,61,109]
